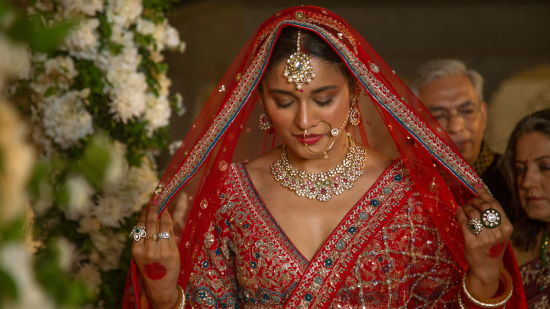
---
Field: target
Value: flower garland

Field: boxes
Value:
[12,0,184,308]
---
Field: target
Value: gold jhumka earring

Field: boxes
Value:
[258,98,273,131]
[283,31,315,90]
[349,86,361,126]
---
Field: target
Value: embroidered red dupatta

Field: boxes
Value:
[122,6,526,308]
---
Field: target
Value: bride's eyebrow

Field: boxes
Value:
[268,85,338,96]
[311,85,338,94]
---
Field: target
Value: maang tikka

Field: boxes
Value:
[283,31,315,90]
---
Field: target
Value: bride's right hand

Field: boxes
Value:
[132,205,181,309]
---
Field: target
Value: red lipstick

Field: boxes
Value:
[295,134,323,145]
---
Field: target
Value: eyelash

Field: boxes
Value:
[275,98,333,108]
[314,99,332,106]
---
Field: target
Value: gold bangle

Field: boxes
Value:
[174,285,185,309]
[462,269,513,308]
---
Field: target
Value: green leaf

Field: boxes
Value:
[74,60,106,96]
[0,266,18,304]
[33,240,90,306]
[9,15,77,53]
[73,135,112,189]
[0,216,25,242]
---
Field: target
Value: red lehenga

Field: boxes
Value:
[122,5,526,309]
[188,161,462,308]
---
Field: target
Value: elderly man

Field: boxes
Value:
[412,59,510,211]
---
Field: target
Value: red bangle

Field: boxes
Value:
[460,268,513,308]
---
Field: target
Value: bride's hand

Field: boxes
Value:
[131,205,181,309]
[456,184,513,298]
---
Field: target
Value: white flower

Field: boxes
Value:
[106,0,143,27]
[31,56,78,92]
[89,231,125,271]
[110,23,135,46]
[76,263,101,294]
[143,94,171,135]
[64,18,100,60]
[0,102,34,223]
[59,0,104,16]
[109,72,147,122]
[104,141,127,186]
[124,161,158,212]
[0,37,30,87]
[41,90,94,148]
[97,44,147,123]
[56,238,76,272]
[136,18,155,35]
[92,194,128,228]
[164,24,183,51]
[0,244,55,309]
[168,140,182,155]
[158,73,171,96]
[64,174,94,221]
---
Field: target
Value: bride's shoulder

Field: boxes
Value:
[363,147,395,173]
[243,147,282,173]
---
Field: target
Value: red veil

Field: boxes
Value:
[123,6,526,308]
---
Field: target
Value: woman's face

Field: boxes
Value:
[261,57,351,160]
[515,131,550,222]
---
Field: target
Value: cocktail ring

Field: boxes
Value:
[130,226,147,241]
[157,232,171,240]
[467,218,484,235]
[481,208,501,229]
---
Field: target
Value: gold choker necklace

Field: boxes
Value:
[270,136,366,202]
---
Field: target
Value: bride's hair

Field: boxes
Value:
[266,26,354,84]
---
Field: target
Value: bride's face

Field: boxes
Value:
[261,57,351,160]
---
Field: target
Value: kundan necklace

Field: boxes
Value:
[271,136,366,202]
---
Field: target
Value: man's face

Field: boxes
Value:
[418,75,487,164]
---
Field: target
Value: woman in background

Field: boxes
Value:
[501,108,550,308]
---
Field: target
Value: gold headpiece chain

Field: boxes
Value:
[283,31,316,90]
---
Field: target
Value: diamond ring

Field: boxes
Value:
[467,218,484,235]
[157,232,170,240]
[481,208,501,229]
[130,226,147,241]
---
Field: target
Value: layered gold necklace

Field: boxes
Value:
[270,136,366,202]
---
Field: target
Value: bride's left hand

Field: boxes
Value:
[456,184,513,298]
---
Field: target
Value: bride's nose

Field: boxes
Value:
[295,101,318,131]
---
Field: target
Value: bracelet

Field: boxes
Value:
[462,268,513,308]
[173,285,186,309]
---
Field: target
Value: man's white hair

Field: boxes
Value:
[411,59,484,102]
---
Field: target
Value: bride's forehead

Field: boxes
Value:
[263,57,347,85]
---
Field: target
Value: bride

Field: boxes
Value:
[124,6,526,308]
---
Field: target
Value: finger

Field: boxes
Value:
[462,204,481,220]
[172,192,189,237]
[136,206,147,226]
[132,207,149,250]
[145,205,159,245]
[457,207,478,243]
[469,198,492,212]
[474,183,493,200]
[158,210,177,251]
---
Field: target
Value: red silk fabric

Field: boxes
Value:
[122,6,526,309]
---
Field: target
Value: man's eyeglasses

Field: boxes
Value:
[430,103,481,127]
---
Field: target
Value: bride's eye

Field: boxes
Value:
[275,100,294,108]
[314,98,333,106]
